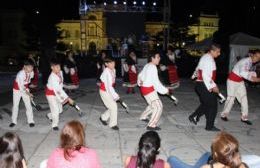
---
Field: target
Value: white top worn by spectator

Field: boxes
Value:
[14,70,34,93]
[196,53,217,90]
[46,71,68,103]
[138,63,168,94]
[100,67,119,100]
[231,57,257,81]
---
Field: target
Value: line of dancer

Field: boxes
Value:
[8,46,260,132]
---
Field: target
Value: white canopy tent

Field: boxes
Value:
[229,32,260,71]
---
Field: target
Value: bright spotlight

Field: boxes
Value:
[142,1,145,5]
[104,2,107,5]
[114,1,117,5]
[123,1,126,5]
[153,2,156,6]
[133,1,137,5]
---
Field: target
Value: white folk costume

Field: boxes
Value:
[221,57,257,120]
[99,67,119,127]
[189,53,218,130]
[12,69,34,124]
[138,63,168,128]
[45,71,69,128]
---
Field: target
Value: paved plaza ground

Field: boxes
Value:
[0,77,260,168]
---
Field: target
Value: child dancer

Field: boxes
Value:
[99,57,120,130]
[10,59,35,127]
[45,59,74,131]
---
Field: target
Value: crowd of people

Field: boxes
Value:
[1,121,260,168]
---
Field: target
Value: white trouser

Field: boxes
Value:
[99,90,118,127]
[140,91,163,127]
[221,79,248,118]
[12,89,34,124]
[46,95,63,128]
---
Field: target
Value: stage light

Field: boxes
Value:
[142,1,145,5]
[189,14,193,18]
[123,1,127,5]
[153,2,156,6]
[104,2,107,5]
[133,1,137,5]
[93,1,96,4]
[114,1,117,5]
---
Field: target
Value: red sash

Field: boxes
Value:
[128,65,137,84]
[197,69,216,81]
[228,71,243,82]
[13,81,29,90]
[45,87,55,96]
[70,73,79,85]
[31,69,39,85]
[140,86,155,96]
[100,82,115,91]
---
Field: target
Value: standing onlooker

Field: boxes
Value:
[96,51,107,83]
[124,131,170,168]
[138,52,169,131]
[47,120,101,168]
[188,43,221,131]
[10,59,35,128]
[220,49,260,125]
[0,132,27,168]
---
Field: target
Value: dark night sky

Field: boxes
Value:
[1,0,260,37]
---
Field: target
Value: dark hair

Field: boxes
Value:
[211,132,242,168]
[0,132,25,168]
[137,131,161,168]
[103,56,115,63]
[60,120,85,160]
[50,58,61,66]
[23,59,35,66]
[148,51,160,62]
[207,43,221,52]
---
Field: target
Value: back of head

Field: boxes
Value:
[60,120,85,160]
[0,132,24,168]
[211,132,242,168]
[137,131,161,168]
[207,43,221,52]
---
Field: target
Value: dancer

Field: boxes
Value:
[63,50,79,90]
[45,58,75,131]
[138,52,169,131]
[99,57,120,130]
[9,59,35,128]
[96,51,106,84]
[123,51,138,94]
[159,46,179,89]
[220,49,260,125]
[188,43,221,131]
[28,53,39,89]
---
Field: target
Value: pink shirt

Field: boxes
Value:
[47,147,101,168]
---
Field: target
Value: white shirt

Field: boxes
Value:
[196,53,217,90]
[232,57,257,81]
[138,63,168,94]
[14,69,34,92]
[46,71,68,103]
[100,67,119,100]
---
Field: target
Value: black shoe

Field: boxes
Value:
[99,117,108,126]
[241,119,253,125]
[188,115,197,125]
[195,116,200,123]
[53,127,59,131]
[9,123,16,127]
[221,116,229,121]
[146,126,161,131]
[46,115,52,122]
[29,123,35,127]
[111,126,119,130]
[206,126,221,132]
[141,119,149,123]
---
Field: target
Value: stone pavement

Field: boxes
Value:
[0,78,260,168]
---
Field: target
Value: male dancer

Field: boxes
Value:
[99,57,120,130]
[45,59,74,131]
[10,59,35,127]
[188,43,221,131]
[138,52,169,131]
[220,49,260,125]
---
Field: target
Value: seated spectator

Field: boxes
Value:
[46,120,101,168]
[124,131,170,168]
[168,132,249,168]
[0,132,27,168]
